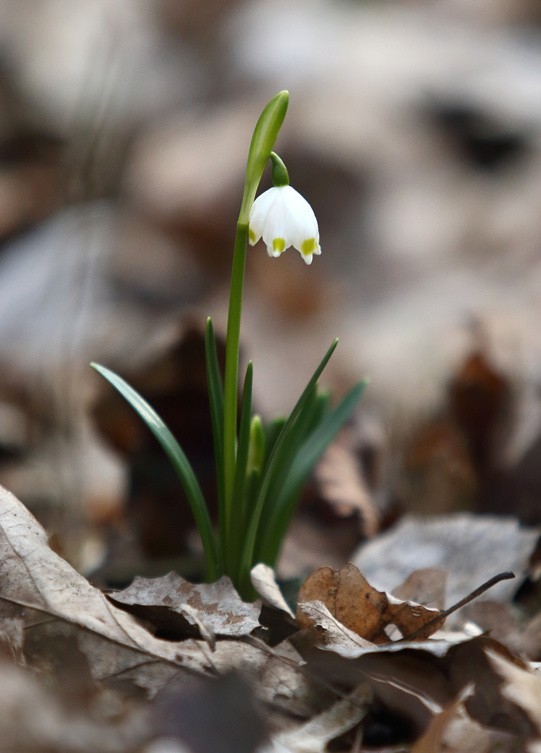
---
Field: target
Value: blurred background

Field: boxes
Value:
[1,0,541,581]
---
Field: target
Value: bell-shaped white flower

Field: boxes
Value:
[249,185,321,265]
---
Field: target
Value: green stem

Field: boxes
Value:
[220,91,288,580]
[223,220,249,563]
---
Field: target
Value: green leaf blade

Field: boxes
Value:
[205,317,225,549]
[91,362,219,579]
[237,340,340,586]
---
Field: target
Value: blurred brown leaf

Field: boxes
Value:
[392,567,447,611]
[449,349,511,476]
[314,441,379,537]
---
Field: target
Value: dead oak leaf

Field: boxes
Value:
[296,563,444,643]
[108,572,261,644]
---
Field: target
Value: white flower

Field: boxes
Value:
[248,185,321,265]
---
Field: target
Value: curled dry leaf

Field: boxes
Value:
[254,637,334,720]
[292,598,460,664]
[296,563,445,643]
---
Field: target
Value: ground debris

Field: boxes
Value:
[2,485,541,751]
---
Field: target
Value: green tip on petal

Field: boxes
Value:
[273,237,286,254]
[249,228,257,243]
[301,238,317,256]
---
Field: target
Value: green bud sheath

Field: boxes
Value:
[270,152,290,187]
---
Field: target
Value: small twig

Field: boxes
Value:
[402,571,515,641]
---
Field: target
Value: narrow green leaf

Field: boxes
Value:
[91,362,219,580]
[229,361,253,576]
[264,417,287,455]
[237,340,339,584]
[205,317,225,552]
[283,339,338,431]
[256,386,324,539]
[259,380,368,565]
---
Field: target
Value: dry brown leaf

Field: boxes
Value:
[460,600,523,654]
[523,611,541,661]
[0,602,25,663]
[294,600,375,656]
[255,638,334,721]
[296,563,444,643]
[448,349,511,477]
[108,572,261,641]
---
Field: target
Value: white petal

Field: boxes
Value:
[249,187,279,245]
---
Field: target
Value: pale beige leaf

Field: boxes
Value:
[488,649,541,734]
[273,684,372,753]
[251,563,294,618]
[315,442,378,536]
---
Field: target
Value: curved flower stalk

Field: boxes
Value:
[92,92,366,599]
